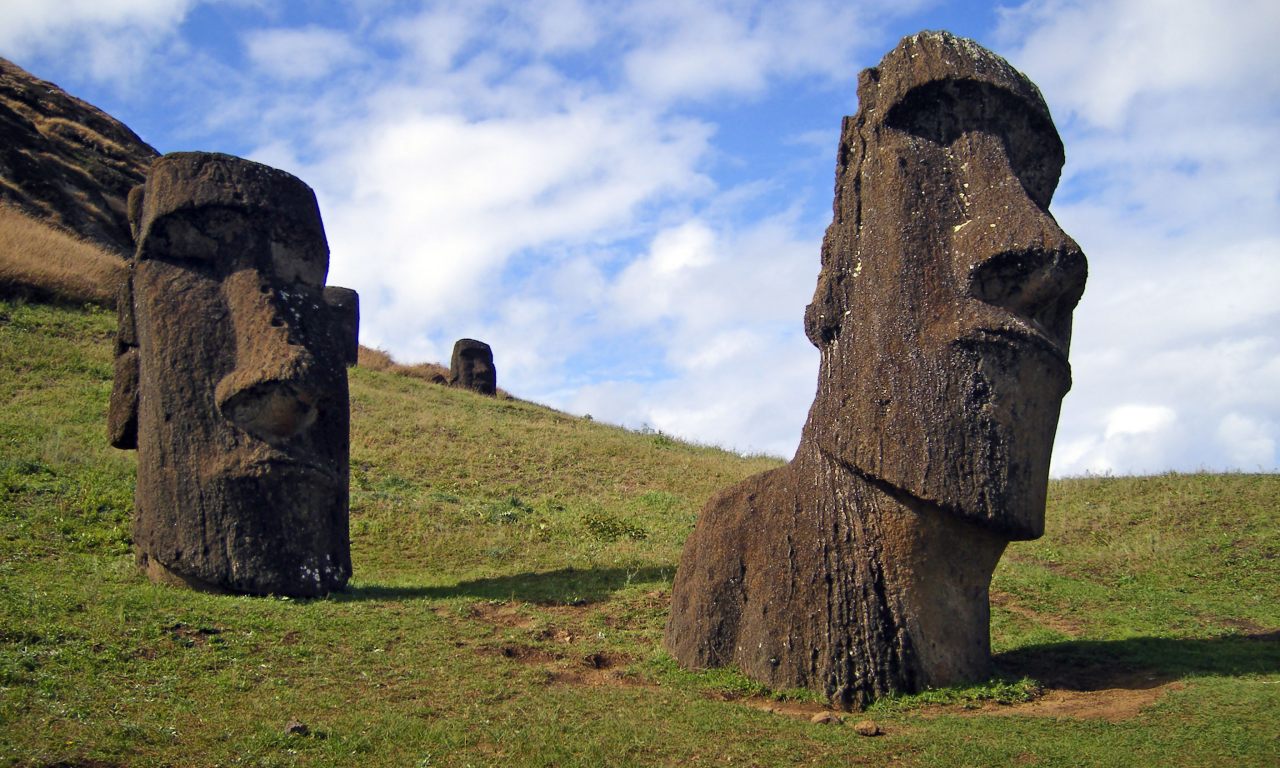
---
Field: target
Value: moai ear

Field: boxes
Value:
[323,287,360,367]
[107,271,139,450]
[127,184,145,247]
[803,267,843,348]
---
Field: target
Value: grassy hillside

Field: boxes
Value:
[0,206,126,307]
[1,299,1277,768]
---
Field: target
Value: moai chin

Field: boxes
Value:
[448,338,496,395]
[108,152,359,598]
[662,31,1087,709]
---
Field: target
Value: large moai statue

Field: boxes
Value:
[448,338,497,395]
[107,152,359,598]
[663,32,1087,709]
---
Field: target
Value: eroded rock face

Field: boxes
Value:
[0,56,158,255]
[109,152,359,597]
[449,339,496,395]
[663,31,1087,708]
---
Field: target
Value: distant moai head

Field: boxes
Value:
[801,31,1087,540]
[449,338,496,396]
[108,152,359,597]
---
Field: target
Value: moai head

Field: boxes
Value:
[802,31,1087,540]
[448,338,496,396]
[109,152,358,597]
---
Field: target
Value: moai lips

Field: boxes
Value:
[663,32,1087,708]
[109,152,359,598]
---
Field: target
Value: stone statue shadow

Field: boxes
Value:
[992,631,1280,691]
[328,565,675,606]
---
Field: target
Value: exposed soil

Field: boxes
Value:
[164,622,223,647]
[1217,616,1272,635]
[948,680,1186,722]
[990,589,1084,637]
[458,601,539,630]
[478,642,644,687]
[455,596,1250,724]
[454,600,651,688]
[724,672,1185,727]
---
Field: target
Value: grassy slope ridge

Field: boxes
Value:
[1,299,1277,768]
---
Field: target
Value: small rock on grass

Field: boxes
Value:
[810,712,842,725]
[285,720,309,736]
[851,720,881,737]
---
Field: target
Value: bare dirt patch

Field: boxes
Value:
[727,664,1188,726]
[961,681,1186,721]
[465,601,539,630]
[990,590,1084,637]
[478,642,644,687]
[165,622,222,647]
[1218,617,1271,635]
[716,694,908,734]
[915,665,1187,723]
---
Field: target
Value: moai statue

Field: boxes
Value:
[663,31,1087,708]
[107,152,359,598]
[448,338,496,395]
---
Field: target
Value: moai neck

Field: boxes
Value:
[842,462,1010,691]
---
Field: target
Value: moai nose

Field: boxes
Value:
[214,269,320,443]
[967,241,1087,350]
[950,136,1088,351]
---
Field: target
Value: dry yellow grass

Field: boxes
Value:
[0,204,125,307]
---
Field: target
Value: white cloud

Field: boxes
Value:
[1001,0,1280,475]
[244,26,364,81]
[23,0,1278,476]
[308,100,714,348]
[1103,405,1176,439]
[0,0,203,80]
[619,0,891,101]
[541,210,821,455]
[230,0,877,460]
[1216,413,1276,469]
[1052,404,1182,475]
[998,0,1280,129]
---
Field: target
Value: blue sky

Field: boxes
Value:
[4,0,1278,475]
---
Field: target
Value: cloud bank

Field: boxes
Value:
[3,0,1276,472]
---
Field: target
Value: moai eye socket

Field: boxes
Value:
[141,214,222,262]
[884,79,1064,210]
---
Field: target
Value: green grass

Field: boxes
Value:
[1,298,1278,767]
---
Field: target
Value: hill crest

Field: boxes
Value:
[0,56,158,256]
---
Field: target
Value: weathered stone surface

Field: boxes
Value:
[449,338,496,395]
[322,287,360,367]
[110,151,359,598]
[663,31,1087,708]
[0,56,158,255]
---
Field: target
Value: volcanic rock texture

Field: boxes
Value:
[663,31,1088,709]
[449,338,497,395]
[110,152,359,598]
[0,56,158,255]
